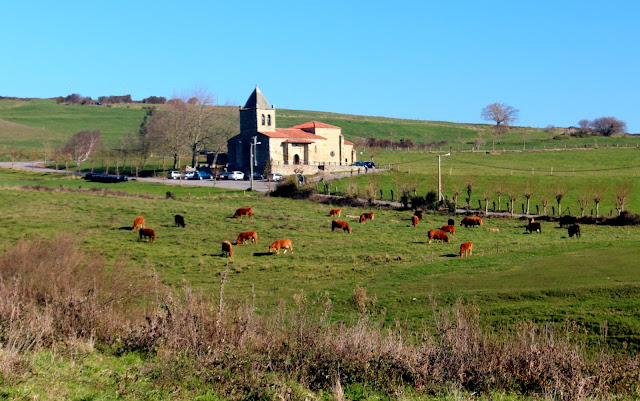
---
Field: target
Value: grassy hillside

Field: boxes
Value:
[1,169,639,349]
[2,99,639,162]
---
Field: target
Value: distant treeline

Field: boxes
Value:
[364,137,448,149]
[55,93,167,105]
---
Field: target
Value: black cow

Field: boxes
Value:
[448,218,455,226]
[414,210,423,220]
[526,222,542,233]
[174,214,186,228]
[568,224,581,238]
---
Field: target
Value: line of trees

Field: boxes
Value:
[52,91,237,173]
[363,137,448,150]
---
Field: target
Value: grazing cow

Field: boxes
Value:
[459,241,473,258]
[568,224,581,238]
[331,219,352,233]
[139,228,156,242]
[412,215,419,227]
[269,239,293,255]
[236,231,258,245]
[232,207,254,219]
[489,227,500,232]
[428,229,450,244]
[440,225,455,237]
[460,216,483,228]
[132,216,145,230]
[174,214,185,227]
[328,208,342,217]
[526,222,542,233]
[359,212,375,223]
[414,210,423,220]
[448,218,455,226]
[559,215,577,228]
[221,240,233,257]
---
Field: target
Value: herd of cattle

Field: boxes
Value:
[129,207,582,259]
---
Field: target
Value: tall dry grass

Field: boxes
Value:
[1,237,639,399]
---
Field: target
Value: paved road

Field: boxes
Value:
[0,161,274,191]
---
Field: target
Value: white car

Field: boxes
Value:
[268,173,284,182]
[167,170,181,179]
[183,171,198,180]
[219,171,245,180]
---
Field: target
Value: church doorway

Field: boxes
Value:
[293,154,300,165]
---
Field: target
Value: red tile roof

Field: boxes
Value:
[259,128,326,140]
[344,140,355,145]
[291,121,341,130]
[282,139,315,144]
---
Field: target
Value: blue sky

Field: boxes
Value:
[2,1,639,132]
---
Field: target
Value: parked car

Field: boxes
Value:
[268,173,284,182]
[195,170,213,180]
[353,161,375,169]
[183,171,198,180]
[218,171,245,180]
[167,170,181,179]
[243,172,265,180]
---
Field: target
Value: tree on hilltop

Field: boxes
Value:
[590,117,627,136]
[481,102,519,143]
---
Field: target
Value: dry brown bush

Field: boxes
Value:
[1,238,639,399]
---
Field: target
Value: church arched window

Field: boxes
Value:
[261,114,265,125]
[267,114,271,126]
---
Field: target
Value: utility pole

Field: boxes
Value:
[438,152,451,202]
[250,136,261,191]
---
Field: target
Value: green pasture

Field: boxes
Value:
[2,99,639,163]
[1,169,639,350]
[331,148,640,215]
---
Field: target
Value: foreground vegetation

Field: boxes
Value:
[1,169,639,399]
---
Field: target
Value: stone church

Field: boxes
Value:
[227,87,356,175]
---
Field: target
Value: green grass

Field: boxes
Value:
[1,169,639,350]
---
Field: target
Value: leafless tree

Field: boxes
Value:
[540,191,550,216]
[592,185,605,218]
[482,102,519,125]
[451,184,462,212]
[507,191,518,216]
[555,185,566,216]
[577,188,592,217]
[522,180,536,215]
[482,190,491,215]
[615,182,632,215]
[146,99,190,170]
[495,184,505,212]
[590,117,627,136]
[61,130,102,167]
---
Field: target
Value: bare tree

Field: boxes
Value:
[540,191,550,216]
[481,102,519,126]
[146,99,189,170]
[61,130,102,167]
[590,117,627,136]
[592,186,605,218]
[522,180,536,215]
[451,184,461,212]
[577,189,592,217]
[495,184,505,212]
[482,190,491,215]
[578,119,591,129]
[555,185,566,216]
[615,182,632,216]
[507,191,518,216]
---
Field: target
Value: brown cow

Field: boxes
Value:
[428,229,449,244]
[331,219,352,233]
[440,225,455,237]
[232,207,254,219]
[222,240,233,257]
[488,227,500,232]
[328,208,342,217]
[132,216,145,230]
[236,231,258,245]
[359,212,375,223]
[460,216,483,227]
[138,228,156,242]
[459,241,473,258]
[269,239,293,255]
[412,215,419,227]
